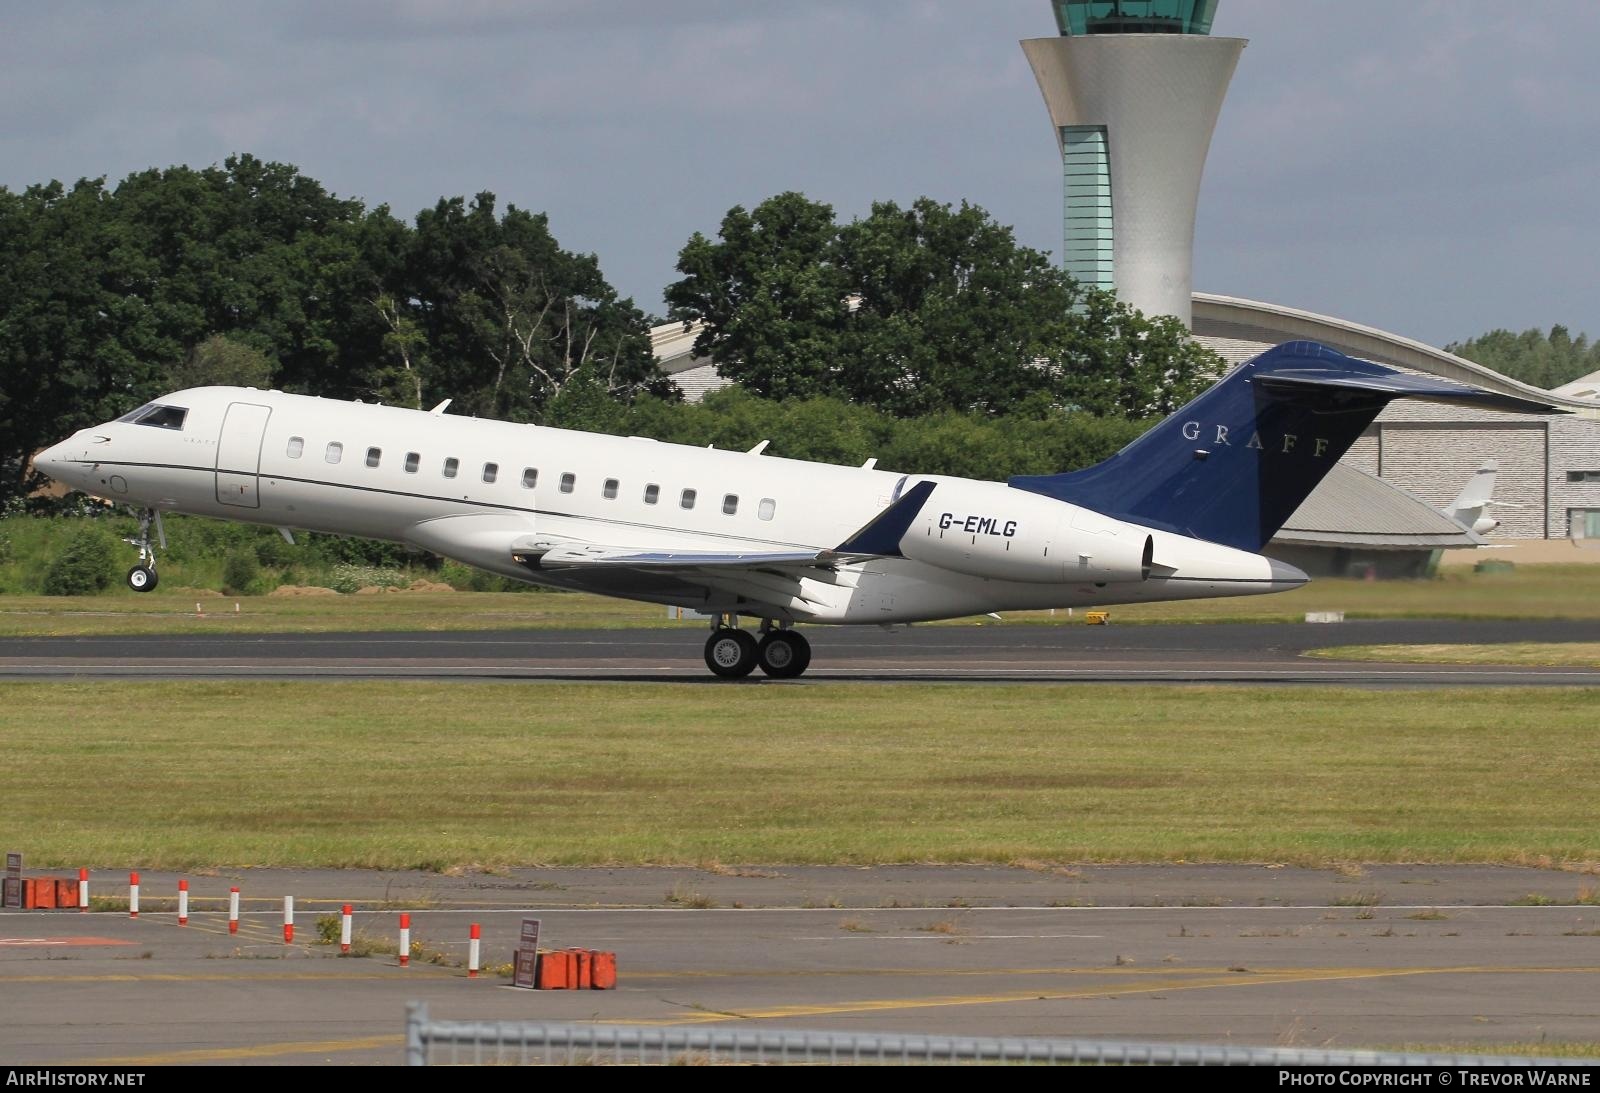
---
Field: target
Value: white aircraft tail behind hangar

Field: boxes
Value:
[36,342,1555,679]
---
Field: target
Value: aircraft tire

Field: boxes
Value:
[127,565,159,592]
[757,631,811,679]
[704,628,758,679]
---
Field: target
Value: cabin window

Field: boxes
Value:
[644,483,660,505]
[758,498,776,521]
[119,404,188,430]
[522,468,538,489]
[404,452,420,474]
[722,494,738,515]
[482,462,498,484]
[1568,471,1600,483]
[325,442,343,464]
[443,457,459,479]
[681,488,697,510]
[366,447,381,468]
[286,437,304,458]
[560,472,575,494]
[603,478,619,500]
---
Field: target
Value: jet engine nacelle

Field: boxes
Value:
[900,478,1152,584]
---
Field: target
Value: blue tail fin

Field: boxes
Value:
[1009,341,1557,552]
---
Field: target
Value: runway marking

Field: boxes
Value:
[623,963,1600,982]
[621,965,1600,1025]
[87,1034,403,1065]
[0,937,134,947]
[791,934,1106,941]
[314,904,1600,914]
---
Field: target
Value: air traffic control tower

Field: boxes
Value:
[1023,1,1245,328]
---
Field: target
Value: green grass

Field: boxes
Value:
[3,682,1599,870]
[1310,643,1600,667]
[6,564,1600,637]
[0,589,671,636]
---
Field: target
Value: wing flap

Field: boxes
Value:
[531,545,833,570]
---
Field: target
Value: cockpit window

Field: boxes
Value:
[117,404,189,430]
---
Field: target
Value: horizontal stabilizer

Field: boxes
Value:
[1253,369,1560,415]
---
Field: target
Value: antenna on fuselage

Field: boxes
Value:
[429,399,452,415]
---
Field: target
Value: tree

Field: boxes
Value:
[373,292,429,410]
[403,193,668,422]
[665,192,1218,419]
[168,334,274,390]
[666,192,851,400]
[1447,326,1600,390]
[1053,289,1215,417]
[834,198,1087,415]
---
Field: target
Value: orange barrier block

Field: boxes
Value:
[34,878,56,910]
[569,948,593,990]
[22,878,37,910]
[591,950,617,990]
[535,950,573,990]
[57,879,77,909]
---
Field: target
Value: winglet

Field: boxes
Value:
[832,480,936,557]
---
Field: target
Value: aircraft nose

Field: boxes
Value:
[33,439,75,481]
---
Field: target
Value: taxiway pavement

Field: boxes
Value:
[3,865,1598,1065]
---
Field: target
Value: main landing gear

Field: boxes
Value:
[702,617,812,680]
[122,508,164,592]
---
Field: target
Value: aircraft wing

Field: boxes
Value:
[508,481,937,617]
[526,480,938,574]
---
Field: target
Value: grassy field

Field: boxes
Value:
[3,681,1597,870]
[1312,643,1600,667]
[0,589,661,636]
[3,564,1600,636]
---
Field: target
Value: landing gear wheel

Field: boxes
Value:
[757,630,811,679]
[704,628,758,679]
[127,565,159,592]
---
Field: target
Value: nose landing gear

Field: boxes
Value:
[122,508,165,592]
[701,616,813,679]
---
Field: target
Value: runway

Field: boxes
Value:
[1,618,1598,685]
[4,865,1598,1065]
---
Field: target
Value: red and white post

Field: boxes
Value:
[228,887,240,934]
[398,913,411,967]
[177,879,189,926]
[468,923,481,978]
[129,872,139,918]
[283,895,294,944]
[340,904,352,954]
[77,868,88,913]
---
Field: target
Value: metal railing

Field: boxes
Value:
[403,1004,1584,1066]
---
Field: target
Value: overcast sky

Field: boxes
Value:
[5,1,1597,348]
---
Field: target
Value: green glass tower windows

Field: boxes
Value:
[1061,126,1114,293]
[1053,0,1217,36]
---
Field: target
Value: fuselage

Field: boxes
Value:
[35,386,1308,623]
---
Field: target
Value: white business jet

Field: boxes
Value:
[1441,459,1524,536]
[34,342,1553,679]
